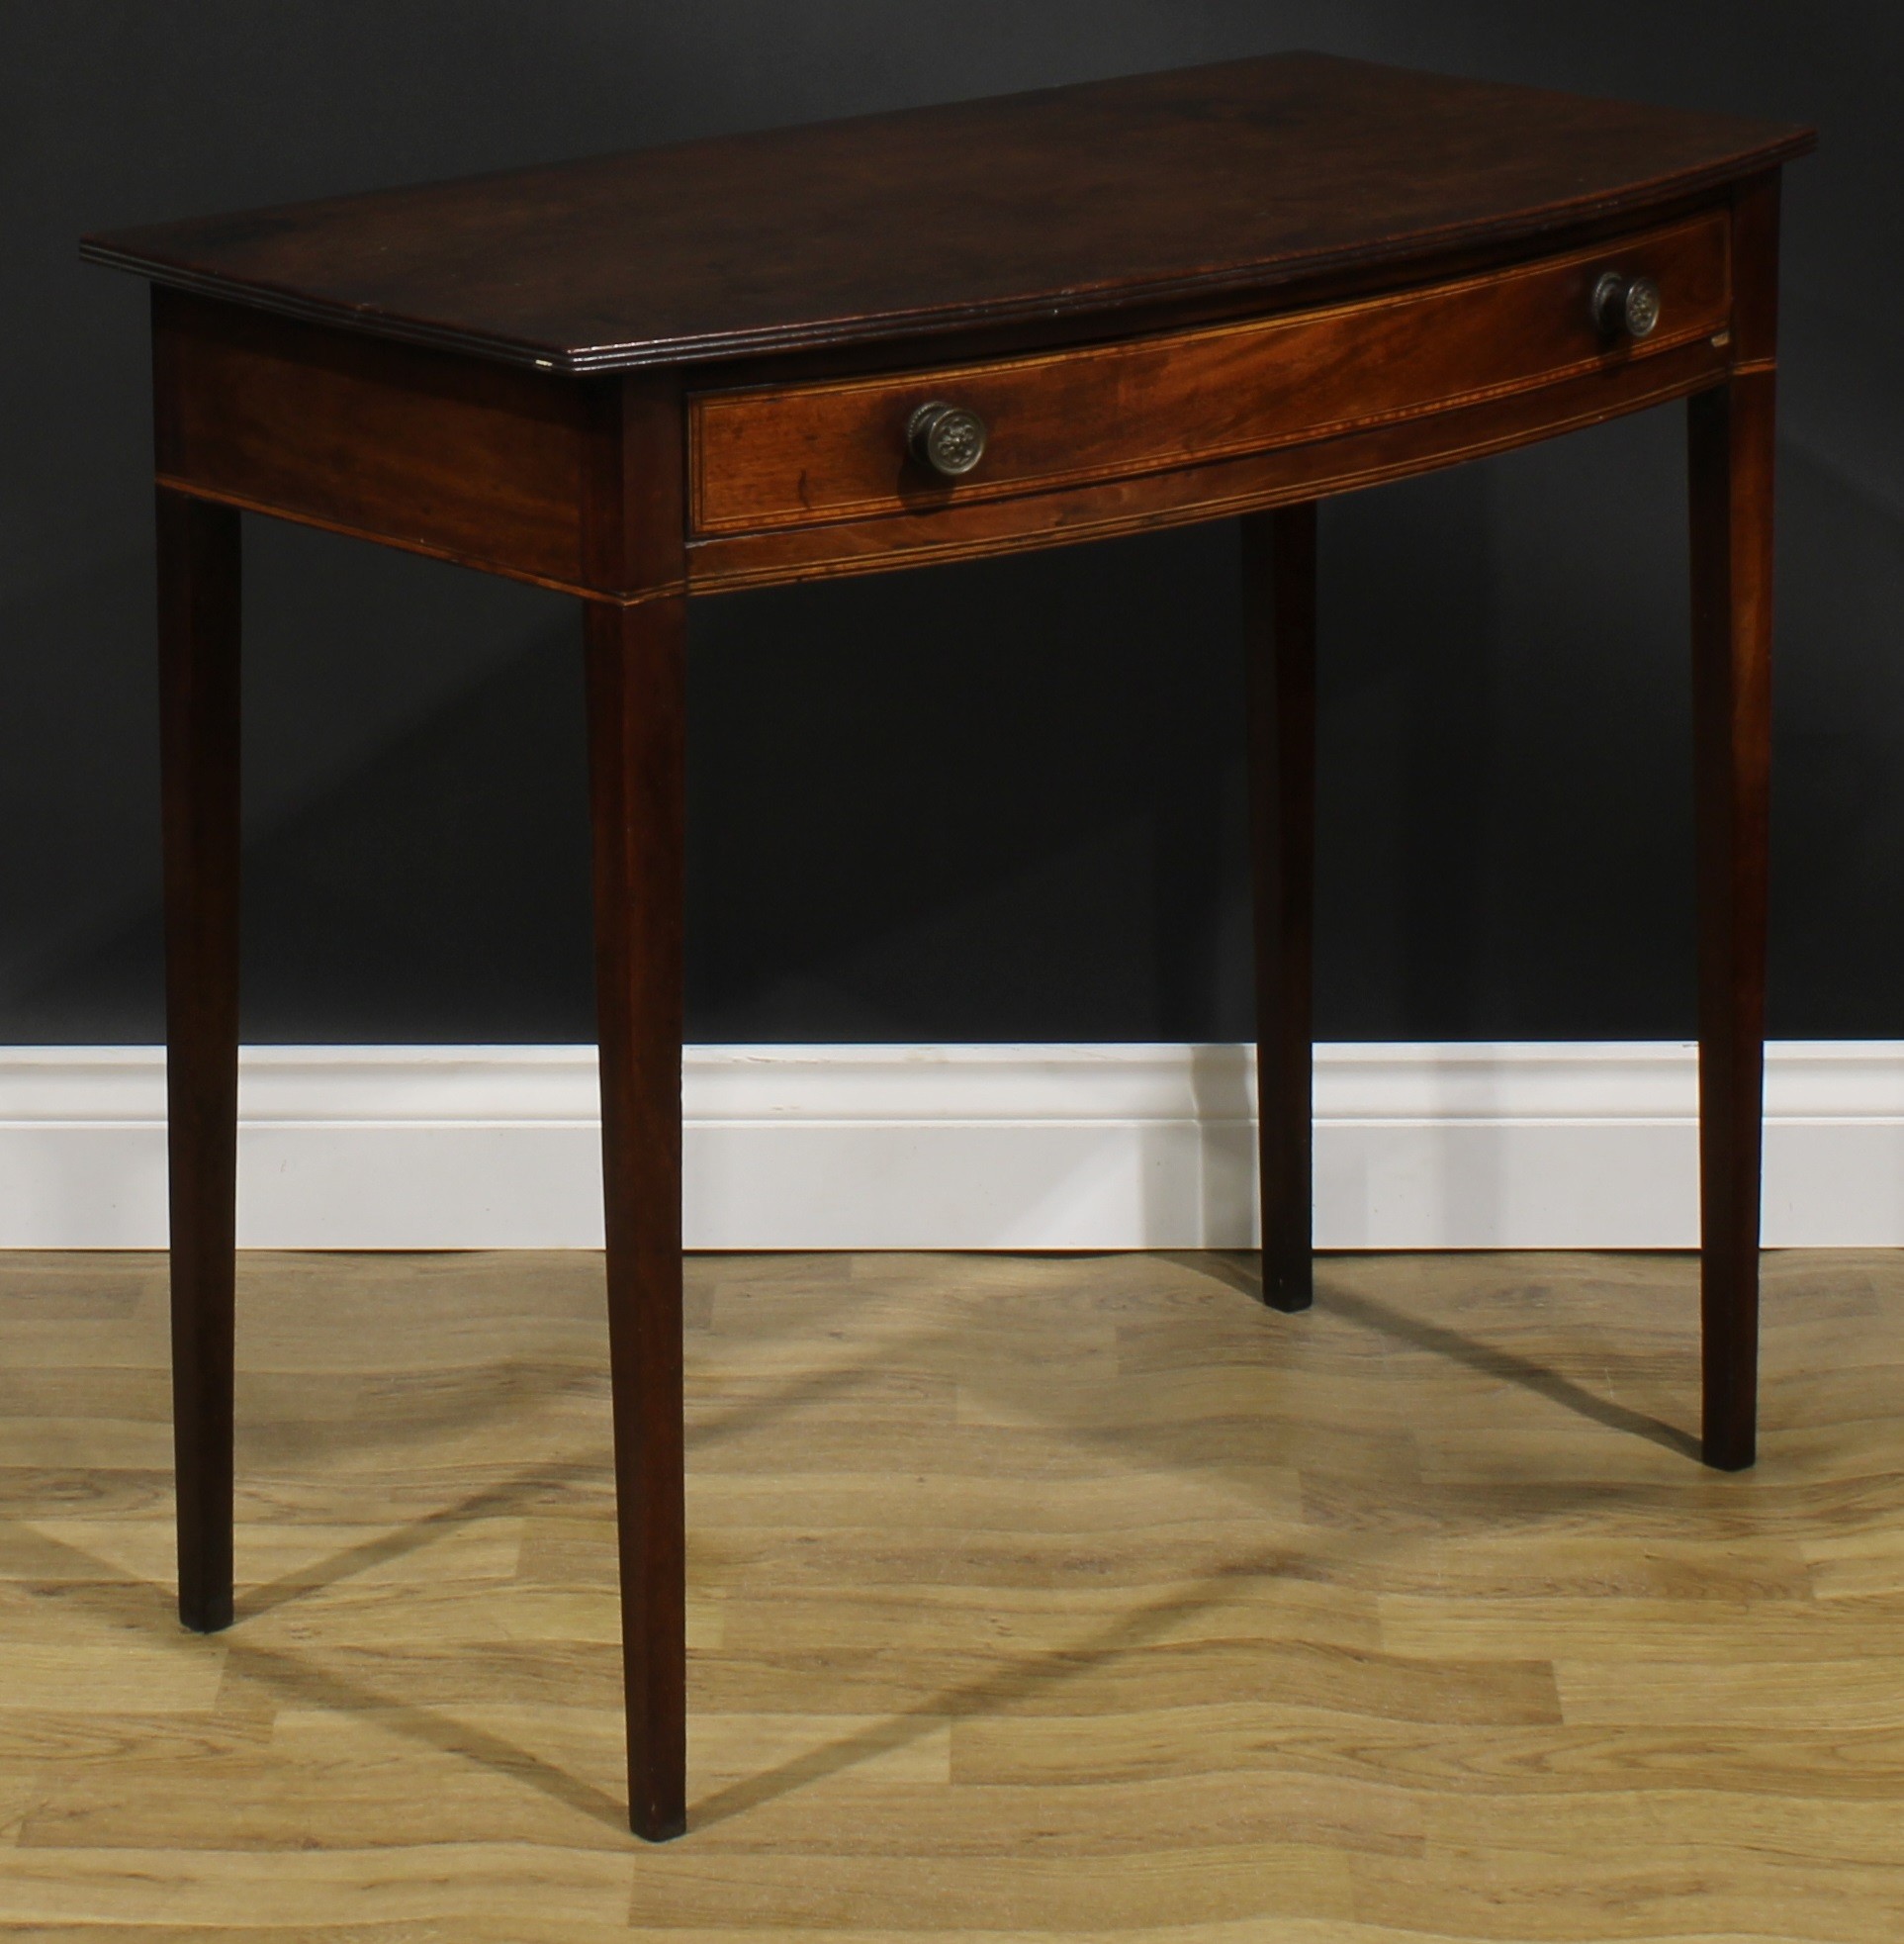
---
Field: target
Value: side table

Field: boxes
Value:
[83,52,1814,1838]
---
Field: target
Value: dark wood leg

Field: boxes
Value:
[585,594,688,1841]
[156,488,241,1633]
[1243,505,1317,1313]
[1688,375,1775,1472]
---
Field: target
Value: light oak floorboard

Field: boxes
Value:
[0,1246,1899,1939]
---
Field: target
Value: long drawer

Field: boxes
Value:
[689,212,1730,537]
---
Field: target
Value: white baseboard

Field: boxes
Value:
[2,1042,1901,1250]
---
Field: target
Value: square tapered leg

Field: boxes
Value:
[157,487,241,1634]
[1243,505,1317,1312]
[1688,374,1775,1472]
[585,593,689,1839]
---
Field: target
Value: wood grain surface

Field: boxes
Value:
[585,593,689,1840]
[152,290,600,598]
[81,54,1810,372]
[153,490,240,1637]
[1,1246,1899,1937]
[688,212,1730,535]
[1692,173,1783,1473]
[684,331,1731,591]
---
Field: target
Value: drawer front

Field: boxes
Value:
[690,213,1729,536]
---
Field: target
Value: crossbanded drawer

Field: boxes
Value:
[689,211,1730,537]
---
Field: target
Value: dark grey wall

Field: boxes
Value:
[4,3,1897,1045]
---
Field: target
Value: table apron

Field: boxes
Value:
[150,222,1740,604]
[684,333,1734,594]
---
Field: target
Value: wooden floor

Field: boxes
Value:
[0,1247,1901,1940]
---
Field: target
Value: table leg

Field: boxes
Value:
[1243,505,1317,1312]
[585,594,688,1840]
[1688,375,1775,1472]
[156,488,241,1633]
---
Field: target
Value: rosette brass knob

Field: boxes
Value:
[907,401,988,478]
[1590,270,1662,340]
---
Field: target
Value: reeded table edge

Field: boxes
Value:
[79,130,1813,376]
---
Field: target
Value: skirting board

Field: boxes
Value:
[2,1042,1902,1251]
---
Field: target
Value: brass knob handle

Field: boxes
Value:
[907,400,988,478]
[1591,270,1661,340]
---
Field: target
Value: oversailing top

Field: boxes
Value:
[81,52,1814,374]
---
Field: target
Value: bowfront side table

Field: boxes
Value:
[84,53,1813,1838]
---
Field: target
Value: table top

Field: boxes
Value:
[82,52,1811,376]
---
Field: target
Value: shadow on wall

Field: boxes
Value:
[10,419,1904,1049]
[10,518,1264,1048]
[0,550,160,1019]
[1769,440,1904,1035]
[3,517,579,1043]
[14,603,592,1045]
[684,519,1252,1044]
[9,1,1903,1053]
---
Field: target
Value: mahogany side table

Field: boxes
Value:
[83,53,1814,1839]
